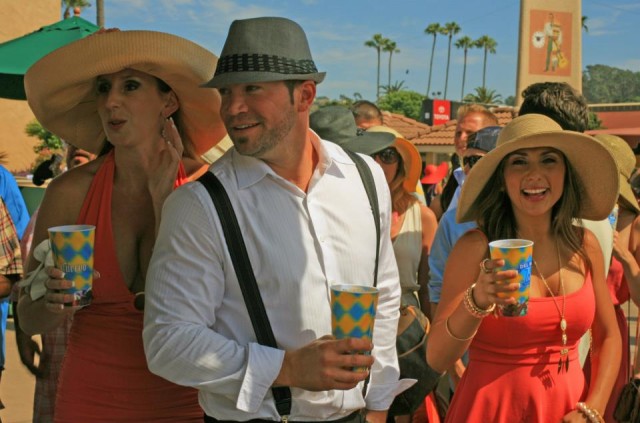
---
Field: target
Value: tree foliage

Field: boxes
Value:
[377,90,424,120]
[463,87,503,105]
[582,65,640,103]
[25,120,66,173]
[62,0,91,19]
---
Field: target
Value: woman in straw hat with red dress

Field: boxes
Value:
[591,133,640,421]
[17,29,227,421]
[426,114,621,422]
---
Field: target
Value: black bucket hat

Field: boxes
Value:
[309,106,394,155]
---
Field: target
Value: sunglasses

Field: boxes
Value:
[372,148,400,165]
[462,155,483,169]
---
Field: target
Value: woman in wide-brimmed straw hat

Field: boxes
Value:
[18,29,227,421]
[364,126,438,312]
[426,114,621,422]
[591,133,640,421]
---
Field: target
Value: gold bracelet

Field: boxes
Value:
[576,402,604,423]
[463,283,496,318]
[445,316,476,341]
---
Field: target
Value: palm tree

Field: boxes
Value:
[442,22,461,99]
[97,0,104,27]
[365,34,389,101]
[474,35,497,89]
[424,23,442,98]
[582,16,589,33]
[463,86,503,105]
[383,40,400,88]
[380,80,406,95]
[62,0,91,19]
[455,35,474,102]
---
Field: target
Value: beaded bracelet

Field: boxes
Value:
[463,283,496,318]
[445,316,476,341]
[576,402,604,423]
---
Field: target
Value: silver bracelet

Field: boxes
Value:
[576,402,604,423]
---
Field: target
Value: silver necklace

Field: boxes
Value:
[532,241,569,373]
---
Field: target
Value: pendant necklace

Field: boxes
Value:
[532,240,569,373]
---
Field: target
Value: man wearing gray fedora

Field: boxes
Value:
[143,17,402,423]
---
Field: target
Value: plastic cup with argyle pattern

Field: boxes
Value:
[48,224,95,308]
[330,284,379,371]
[489,239,533,317]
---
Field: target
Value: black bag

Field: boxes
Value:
[388,305,443,417]
[614,303,640,423]
[614,378,640,423]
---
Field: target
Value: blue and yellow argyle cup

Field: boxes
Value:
[48,224,95,308]
[331,284,378,370]
[489,239,533,317]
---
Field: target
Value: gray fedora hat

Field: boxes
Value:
[310,106,394,155]
[204,17,325,88]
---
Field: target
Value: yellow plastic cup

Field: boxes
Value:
[48,224,96,308]
[488,239,533,317]
[330,284,379,371]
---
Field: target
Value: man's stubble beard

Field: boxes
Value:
[231,109,298,159]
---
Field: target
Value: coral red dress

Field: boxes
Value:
[55,151,202,422]
[445,273,595,423]
[583,257,629,422]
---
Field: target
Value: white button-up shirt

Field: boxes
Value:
[144,136,401,421]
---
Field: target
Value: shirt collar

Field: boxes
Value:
[232,130,347,190]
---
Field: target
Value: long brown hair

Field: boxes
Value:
[389,153,417,213]
[472,151,588,262]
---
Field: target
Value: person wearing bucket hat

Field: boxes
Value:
[144,17,402,423]
[427,114,622,423]
[592,133,640,421]
[309,105,395,154]
[17,29,227,421]
[367,125,428,205]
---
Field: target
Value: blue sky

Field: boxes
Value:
[70,0,639,103]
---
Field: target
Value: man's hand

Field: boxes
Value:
[275,335,374,391]
[364,409,388,423]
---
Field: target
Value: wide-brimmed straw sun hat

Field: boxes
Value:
[203,17,325,88]
[367,126,422,193]
[457,114,619,223]
[594,134,640,213]
[25,29,227,155]
[309,106,394,154]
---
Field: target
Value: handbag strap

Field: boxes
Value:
[632,302,640,376]
[198,171,291,417]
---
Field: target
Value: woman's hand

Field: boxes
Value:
[150,117,184,232]
[561,409,589,422]
[43,267,80,313]
[472,258,520,310]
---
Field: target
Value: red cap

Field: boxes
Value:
[421,162,448,184]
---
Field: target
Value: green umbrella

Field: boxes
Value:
[0,16,99,100]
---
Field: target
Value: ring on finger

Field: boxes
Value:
[480,258,492,274]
